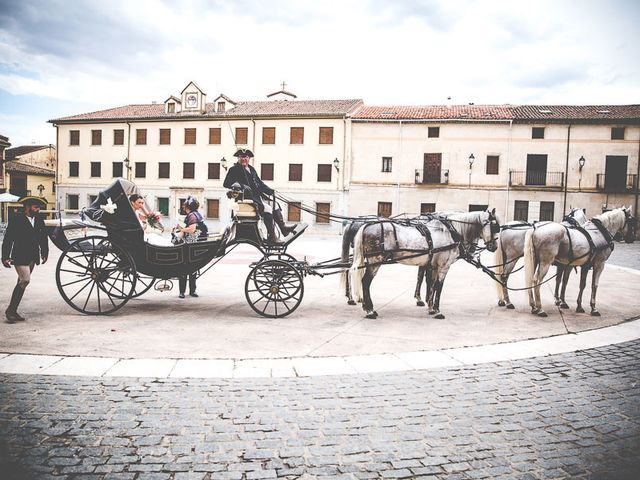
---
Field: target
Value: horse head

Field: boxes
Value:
[566,207,588,226]
[622,206,637,243]
[482,208,500,252]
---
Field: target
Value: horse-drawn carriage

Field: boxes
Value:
[47,179,308,318]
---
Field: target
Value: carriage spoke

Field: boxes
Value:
[61,276,94,288]
[82,280,97,312]
[67,278,93,301]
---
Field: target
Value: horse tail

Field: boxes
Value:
[340,222,354,298]
[524,228,536,288]
[350,225,367,303]
[494,236,505,300]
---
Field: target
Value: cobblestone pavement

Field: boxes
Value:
[2,340,639,480]
[607,242,640,271]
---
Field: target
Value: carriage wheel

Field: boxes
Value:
[245,259,304,318]
[110,273,156,299]
[56,236,137,315]
[261,252,298,264]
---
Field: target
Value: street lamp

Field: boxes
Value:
[123,157,131,179]
[333,157,340,172]
[578,155,586,171]
[220,157,227,170]
[37,184,45,196]
[468,153,475,169]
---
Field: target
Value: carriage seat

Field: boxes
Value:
[234,200,259,219]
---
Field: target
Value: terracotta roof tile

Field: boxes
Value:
[512,105,640,121]
[353,105,515,120]
[6,145,52,160]
[4,161,55,176]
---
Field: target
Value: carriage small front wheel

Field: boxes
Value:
[244,259,304,318]
[55,235,137,315]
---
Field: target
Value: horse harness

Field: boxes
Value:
[554,215,614,268]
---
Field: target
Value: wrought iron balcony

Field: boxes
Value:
[596,174,637,192]
[415,169,449,185]
[509,171,564,189]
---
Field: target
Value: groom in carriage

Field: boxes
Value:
[223,148,295,244]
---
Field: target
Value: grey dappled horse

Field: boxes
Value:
[524,207,636,317]
[494,208,588,309]
[349,210,500,319]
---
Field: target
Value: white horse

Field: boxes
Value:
[524,207,636,317]
[494,208,588,309]
[349,210,500,319]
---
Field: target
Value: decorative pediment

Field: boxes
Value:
[180,81,206,113]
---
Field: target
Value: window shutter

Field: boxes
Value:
[208,163,220,179]
[209,128,221,144]
[486,155,499,175]
[288,202,301,222]
[315,203,330,224]
[91,130,102,146]
[261,163,274,181]
[420,203,436,214]
[113,129,124,145]
[185,128,196,145]
[136,129,147,145]
[135,162,146,178]
[235,127,248,145]
[290,127,304,144]
[317,164,332,182]
[289,164,303,181]
[262,127,276,144]
[70,130,80,145]
[207,199,220,219]
[159,129,171,145]
[377,202,392,218]
[428,126,440,138]
[112,162,123,178]
[319,127,333,144]
[90,162,101,177]
[183,162,195,178]
[158,162,170,178]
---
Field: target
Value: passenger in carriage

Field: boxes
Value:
[223,148,295,245]
[175,196,208,298]
[129,194,172,246]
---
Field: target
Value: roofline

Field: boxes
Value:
[352,118,514,124]
[49,113,358,125]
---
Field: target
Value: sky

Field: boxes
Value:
[0,0,639,147]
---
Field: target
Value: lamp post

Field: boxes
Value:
[468,153,475,187]
[221,157,227,171]
[578,155,586,191]
[123,157,131,180]
[37,184,45,196]
[333,157,340,172]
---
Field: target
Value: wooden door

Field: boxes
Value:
[423,153,442,184]
[604,155,627,191]
[526,154,547,185]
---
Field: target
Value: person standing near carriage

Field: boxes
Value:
[175,196,208,298]
[223,148,294,244]
[2,197,49,323]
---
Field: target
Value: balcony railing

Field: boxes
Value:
[596,174,637,192]
[415,169,449,185]
[509,171,564,188]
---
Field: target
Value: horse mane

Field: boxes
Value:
[593,208,626,232]
[449,211,486,243]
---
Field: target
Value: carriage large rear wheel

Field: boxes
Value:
[245,259,304,318]
[110,273,156,299]
[56,236,137,315]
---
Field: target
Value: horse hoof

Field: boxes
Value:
[347,300,356,306]
[506,304,515,310]
[428,309,436,315]
[434,313,445,319]
[560,302,569,309]
[590,310,601,317]
[498,300,506,307]
[537,311,548,318]
[416,301,425,307]
[554,300,561,306]
[576,306,585,313]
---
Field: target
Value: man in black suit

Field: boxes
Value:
[2,197,49,323]
[223,148,294,244]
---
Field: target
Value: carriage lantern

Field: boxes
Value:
[468,153,475,169]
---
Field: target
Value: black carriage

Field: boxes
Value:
[48,179,308,318]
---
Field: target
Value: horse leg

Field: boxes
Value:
[432,276,447,319]
[415,266,426,306]
[345,274,356,306]
[532,261,552,317]
[589,264,604,316]
[426,267,437,315]
[576,267,589,313]
[556,265,571,309]
[554,265,563,306]
[361,266,379,319]
[501,261,516,310]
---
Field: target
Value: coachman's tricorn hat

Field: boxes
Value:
[233,148,254,158]
[19,196,47,207]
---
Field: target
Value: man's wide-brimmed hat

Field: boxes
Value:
[233,148,254,158]
[19,196,46,207]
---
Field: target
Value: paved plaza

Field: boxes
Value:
[1,235,639,478]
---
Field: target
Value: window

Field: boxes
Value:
[159,128,171,145]
[486,155,499,175]
[316,202,330,224]
[378,202,392,218]
[262,127,276,144]
[91,130,102,146]
[209,128,221,144]
[88,195,97,206]
[261,163,274,181]
[90,162,101,177]
[167,102,175,114]
[532,127,545,139]
[158,162,170,179]
[540,201,554,221]
[135,162,146,178]
[69,161,79,177]
[113,129,124,145]
[514,200,529,221]
[206,199,219,219]
[208,163,220,180]
[319,127,333,144]
[235,127,248,145]
[183,162,195,179]
[289,164,303,181]
[67,194,79,211]
[611,127,625,140]
[290,127,304,144]
[469,204,488,212]
[217,101,225,113]
[70,130,79,146]
[178,198,187,216]
[382,157,392,173]
[185,128,196,145]
[428,126,440,138]
[421,203,436,214]
[317,164,332,182]
[288,202,302,222]
[136,129,147,145]
[157,197,169,216]
[112,162,123,178]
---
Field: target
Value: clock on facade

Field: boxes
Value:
[186,94,197,107]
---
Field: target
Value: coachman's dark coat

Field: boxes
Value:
[2,214,49,265]
[223,163,274,213]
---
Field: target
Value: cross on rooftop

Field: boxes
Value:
[281,81,287,90]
